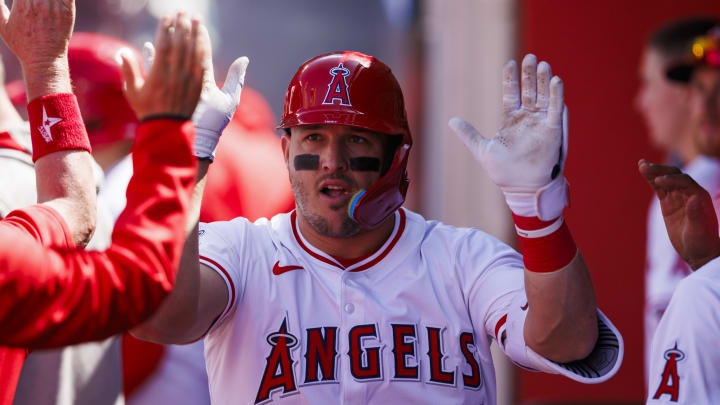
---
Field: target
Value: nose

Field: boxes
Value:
[320,138,349,172]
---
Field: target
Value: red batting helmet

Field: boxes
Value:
[68,32,142,148]
[278,51,412,229]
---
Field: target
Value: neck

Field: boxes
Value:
[297,211,396,259]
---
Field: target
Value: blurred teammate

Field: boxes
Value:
[640,25,720,404]
[0,2,220,404]
[131,48,624,403]
[635,16,720,378]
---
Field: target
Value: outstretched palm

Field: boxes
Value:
[449,54,569,220]
[639,160,720,270]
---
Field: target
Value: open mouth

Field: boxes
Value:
[320,184,350,198]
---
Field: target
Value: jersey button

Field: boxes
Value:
[344,303,355,314]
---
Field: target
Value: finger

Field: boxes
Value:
[182,15,199,78]
[448,117,490,156]
[197,24,215,88]
[174,11,192,74]
[185,17,203,104]
[548,76,564,127]
[558,105,569,172]
[654,173,700,190]
[221,56,249,102]
[638,159,678,196]
[142,42,155,73]
[521,54,537,108]
[152,15,173,76]
[536,61,551,110]
[638,160,683,179]
[120,50,143,99]
[502,60,519,113]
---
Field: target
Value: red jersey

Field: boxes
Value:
[0,118,197,404]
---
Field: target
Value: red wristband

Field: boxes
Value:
[512,213,577,273]
[27,93,91,162]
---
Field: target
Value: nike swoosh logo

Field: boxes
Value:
[273,261,304,275]
[520,302,529,311]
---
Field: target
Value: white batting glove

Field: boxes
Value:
[142,33,249,161]
[449,54,569,221]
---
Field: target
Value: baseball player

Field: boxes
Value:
[640,25,720,405]
[0,4,222,404]
[636,16,720,378]
[132,49,623,404]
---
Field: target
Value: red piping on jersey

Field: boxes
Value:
[350,208,406,272]
[290,211,344,269]
[0,132,27,154]
[290,208,406,272]
[200,255,236,319]
[494,314,508,342]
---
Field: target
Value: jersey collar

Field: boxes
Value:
[290,208,407,272]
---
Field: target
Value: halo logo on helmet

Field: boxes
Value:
[279,51,413,230]
[323,63,352,106]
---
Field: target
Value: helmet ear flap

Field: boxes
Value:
[381,134,403,175]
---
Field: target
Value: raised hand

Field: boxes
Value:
[449,54,568,220]
[0,0,74,67]
[639,159,720,270]
[119,12,206,121]
[0,0,75,98]
[142,23,248,160]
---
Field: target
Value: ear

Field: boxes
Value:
[281,133,291,169]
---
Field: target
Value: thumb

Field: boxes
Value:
[221,56,249,102]
[119,49,143,100]
[448,117,489,156]
[142,41,155,73]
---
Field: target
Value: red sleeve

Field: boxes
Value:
[0,119,197,348]
[1,204,74,248]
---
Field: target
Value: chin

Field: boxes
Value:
[306,209,362,238]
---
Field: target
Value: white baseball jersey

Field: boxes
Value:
[199,208,623,405]
[644,156,720,375]
[646,256,720,404]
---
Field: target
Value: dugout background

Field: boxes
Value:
[1,0,720,404]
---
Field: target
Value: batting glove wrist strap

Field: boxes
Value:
[503,175,569,220]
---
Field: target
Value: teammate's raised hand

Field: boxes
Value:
[120,11,206,121]
[449,54,569,220]
[142,24,248,160]
[639,159,720,270]
[0,0,74,68]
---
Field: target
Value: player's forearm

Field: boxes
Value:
[35,150,96,246]
[523,251,598,362]
[22,59,73,101]
[27,61,96,246]
[131,161,211,344]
